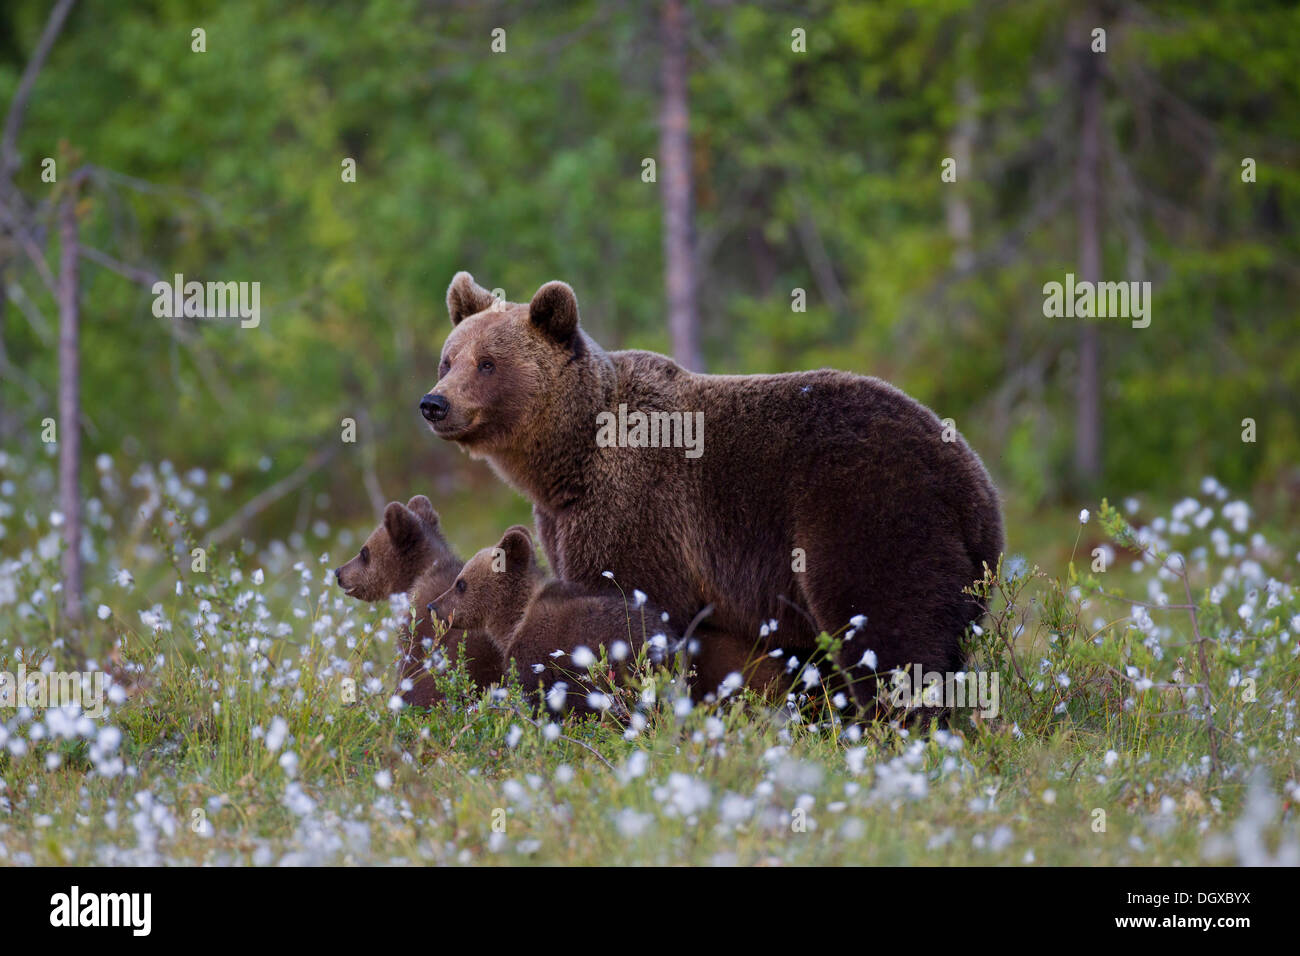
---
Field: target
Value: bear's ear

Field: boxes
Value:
[383,501,422,547]
[447,272,496,326]
[498,525,535,570]
[528,281,579,344]
[405,495,439,529]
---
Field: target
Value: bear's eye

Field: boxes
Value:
[456,579,467,593]
[360,546,370,563]
[477,359,494,373]
[438,357,450,376]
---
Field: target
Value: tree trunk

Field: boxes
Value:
[945,78,977,277]
[1073,23,1103,485]
[658,0,702,371]
[58,188,82,622]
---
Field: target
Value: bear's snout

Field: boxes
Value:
[420,393,450,422]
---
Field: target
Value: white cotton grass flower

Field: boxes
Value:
[858,649,878,671]
[96,604,111,621]
[850,614,867,628]
[506,725,523,748]
[571,646,596,669]
[265,716,288,753]
[614,808,654,838]
[546,682,568,712]
[632,589,647,607]
[601,570,614,579]
[1079,508,1090,524]
[610,641,629,662]
[374,770,392,790]
[717,672,743,699]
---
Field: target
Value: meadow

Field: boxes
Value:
[1,449,1296,865]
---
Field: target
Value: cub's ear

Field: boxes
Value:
[383,501,422,547]
[447,271,496,326]
[528,280,579,344]
[405,495,439,529]
[498,525,535,570]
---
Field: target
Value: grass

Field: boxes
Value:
[0,455,1297,865]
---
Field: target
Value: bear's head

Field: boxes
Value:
[335,495,449,601]
[420,273,612,458]
[429,524,538,636]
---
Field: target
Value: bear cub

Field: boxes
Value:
[335,495,501,706]
[430,525,674,715]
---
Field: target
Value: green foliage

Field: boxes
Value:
[0,0,1296,535]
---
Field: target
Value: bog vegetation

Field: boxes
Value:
[0,454,1296,865]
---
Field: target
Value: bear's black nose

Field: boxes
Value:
[334,568,343,586]
[420,393,450,422]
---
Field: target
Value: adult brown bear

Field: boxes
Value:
[420,272,1003,712]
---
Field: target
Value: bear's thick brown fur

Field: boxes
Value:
[429,525,674,715]
[334,495,501,705]
[423,273,1004,712]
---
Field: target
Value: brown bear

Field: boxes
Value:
[429,524,674,715]
[684,628,793,704]
[421,273,1004,714]
[334,495,501,706]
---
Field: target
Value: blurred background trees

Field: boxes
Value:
[1,0,1297,581]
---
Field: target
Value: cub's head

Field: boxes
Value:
[335,495,446,601]
[429,524,537,632]
[420,272,595,452]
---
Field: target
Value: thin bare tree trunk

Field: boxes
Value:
[359,407,386,516]
[58,188,82,622]
[1073,23,1103,484]
[945,79,977,276]
[658,0,702,372]
[0,0,76,181]
[210,443,341,545]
